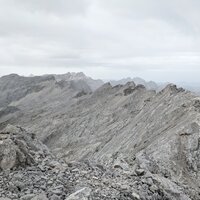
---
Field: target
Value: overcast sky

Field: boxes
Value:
[0,0,200,82]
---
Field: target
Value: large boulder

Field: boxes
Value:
[0,125,49,171]
[0,139,17,170]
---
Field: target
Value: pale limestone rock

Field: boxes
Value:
[65,188,91,200]
[31,193,48,200]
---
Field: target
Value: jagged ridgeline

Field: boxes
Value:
[0,73,200,200]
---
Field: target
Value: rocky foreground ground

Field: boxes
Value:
[0,125,199,200]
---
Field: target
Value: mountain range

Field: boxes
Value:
[0,72,200,200]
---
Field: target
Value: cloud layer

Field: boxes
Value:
[0,0,200,82]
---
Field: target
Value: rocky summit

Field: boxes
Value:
[0,73,200,200]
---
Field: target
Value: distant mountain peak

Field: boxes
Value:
[54,72,104,91]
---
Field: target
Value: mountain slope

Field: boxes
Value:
[30,82,200,199]
[110,77,158,90]
[54,72,104,91]
[0,74,92,135]
[0,125,181,200]
[0,74,200,199]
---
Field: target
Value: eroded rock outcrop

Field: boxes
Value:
[0,125,49,171]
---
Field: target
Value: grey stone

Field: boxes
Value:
[135,169,145,176]
[31,193,48,200]
[0,139,17,170]
[131,191,140,200]
[149,185,158,192]
[20,194,35,200]
[0,198,12,200]
[65,187,91,200]
[49,194,60,200]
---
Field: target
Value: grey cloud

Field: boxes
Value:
[0,0,90,16]
[0,0,200,82]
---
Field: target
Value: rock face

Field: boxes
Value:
[110,77,158,90]
[0,125,48,171]
[0,74,55,108]
[0,74,92,138]
[0,73,200,199]
[54,72,104,91]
